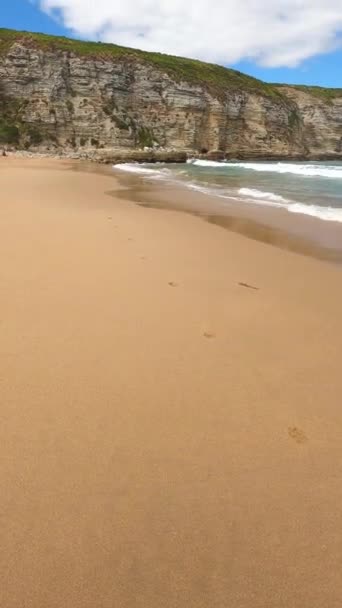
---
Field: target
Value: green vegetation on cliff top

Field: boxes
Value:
[0,28,278,99]
[0,28,341,102]
[275,83,342,101]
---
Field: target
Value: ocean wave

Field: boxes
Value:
[187,159,227,168]
[238,187,289,203]
[235,162,342,179]
[113,163,342,223]
[187,182,240,200]
[238,187,342,222]
[288,203,342,222]
[114,163,169,179]
[189,183,342,222]
[188,159,342,179]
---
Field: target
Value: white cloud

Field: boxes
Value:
[37,0,342,67]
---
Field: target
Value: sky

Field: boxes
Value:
[1,0,342,87]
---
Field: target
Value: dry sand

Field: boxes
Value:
[1,158,342,607]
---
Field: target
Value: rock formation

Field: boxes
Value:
[0,29,341,160]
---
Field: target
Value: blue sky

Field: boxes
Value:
[2,0,342,88]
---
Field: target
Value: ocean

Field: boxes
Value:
[115,159,342,224]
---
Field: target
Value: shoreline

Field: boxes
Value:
[5,154,341,263]
[2,157,342,607]
[3,147,342,164]
[111,165,342,264]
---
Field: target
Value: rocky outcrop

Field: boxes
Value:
[0,30,341,160]
[275,86,342,159]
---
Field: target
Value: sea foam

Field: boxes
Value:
[114,163,167,178]
[114,163,342,223]
[188,159,342,179]
[238,187,342,222]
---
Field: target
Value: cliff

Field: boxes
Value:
[0,28,341,160]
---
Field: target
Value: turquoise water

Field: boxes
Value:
[116,159,342,223]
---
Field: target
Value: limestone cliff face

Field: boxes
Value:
[0,33,341,160]
[275,86,342,158]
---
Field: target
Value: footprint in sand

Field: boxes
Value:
[238,282,259,291]
[107,216,112,220]
[288,427,308,444]
[168,281,178,287]
[203,331,215,339]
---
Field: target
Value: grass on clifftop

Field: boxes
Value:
[0,28,281,99]
[275,83,342,101]
[2,28,341,102]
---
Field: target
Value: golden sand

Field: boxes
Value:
[1,158,342,607]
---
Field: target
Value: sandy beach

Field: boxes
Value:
[1,157,342,607]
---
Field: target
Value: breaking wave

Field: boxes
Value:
[188,159,342,179]
[114,163,342,223]
[238,188,342,222]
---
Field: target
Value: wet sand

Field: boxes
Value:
[1,158,342,607]
[113,171,342,262]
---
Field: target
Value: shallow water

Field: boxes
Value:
[113,159,342,261]
[115,159,342,224]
